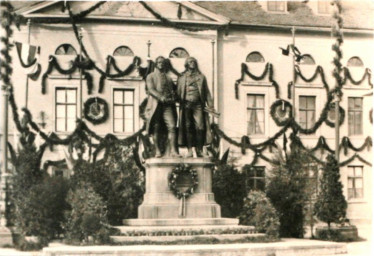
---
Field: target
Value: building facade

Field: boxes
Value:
[1,1,373,224]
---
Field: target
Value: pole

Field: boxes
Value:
[79,28,83,118]
[25,19,31,108]
[147,40,151,59]
[1,84,10,228]
[291,26,296,118]
[211,39,215,123]
[334,95,340,161]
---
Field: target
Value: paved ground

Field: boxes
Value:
[0,225,371,256]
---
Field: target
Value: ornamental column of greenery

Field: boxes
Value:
[314,154,347,228]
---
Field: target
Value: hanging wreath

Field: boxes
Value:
[168,164,198,200]
[84,97,109,125]
[270,100,293,126]
[325,104,345,127]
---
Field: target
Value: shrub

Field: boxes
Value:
[266,145,314,238]
[239,191,280,238]
[314,154,347,228]
[212,163,246,217]
[64,183,110,244]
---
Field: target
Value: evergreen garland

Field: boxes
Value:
[325,105,345,128]
[168,164,198,200]
[270,100,293,126]
[83,97,109,125]
[343,67,373,87]
[41,55,94,94]
[234,63,280,99]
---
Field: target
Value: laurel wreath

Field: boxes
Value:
[168,164,198,199]
[325,104,345,128]
[270,100,293,126]
[84,97,109,125]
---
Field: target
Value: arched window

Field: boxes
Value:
[169,47,189,58]
[55,44,77,55]
[113,46,134,57]
[246,52,265,63]
[347,57,364,67]
[300,54,315,65]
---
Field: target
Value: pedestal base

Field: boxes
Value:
[123,218,239,226]
[0,226,12,246]
[136,157,221,220]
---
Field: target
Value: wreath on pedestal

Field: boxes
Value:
[168,164,198,200]
[270,100,293,126]
[325,104,345,128]
[84,97,109,125]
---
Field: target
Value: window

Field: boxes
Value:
[246,52,265,63]
[267,1,286,12]
[113,46,134,57]
[300,54,315,65]
[55,88,77,132]
[299,96,316,129]
[247,94,265,135]
[347,57,364,67]
[113,89,134,133]
[55,44,77,55]
[348,166,363,199]
[169,47,189,58]
[348,97,363,135]
[245,166,265,191]
[318,0,330,14]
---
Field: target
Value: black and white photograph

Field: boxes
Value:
[0,1,372,255]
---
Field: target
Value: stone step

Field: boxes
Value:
[123,217,239,226]
[111,233,265,244]
[114,225,256,236]
[42,239,347,256]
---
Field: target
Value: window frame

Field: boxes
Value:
[267,1,287,13]
[112,88,135,134]
[247,94,265,136]
[347,57,364,67]
[55,44,77,55]
[348,97,363,136]
[55,87,78,133]
[298,95,316,130]
[347,166,364,200]
[245,166,266,192]
[113,45,134,57]
[169,47,190,59]
[246,51,265,63]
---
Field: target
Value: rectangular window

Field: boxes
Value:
[113,89,134,133]
[299,96,316,129]
[247,94,265,135]
[348,166,363,199]
[318,0,330,14]
[55,88,77,132]
[246,166,266,191]
[267,1,286,12]
[348,97,363,135]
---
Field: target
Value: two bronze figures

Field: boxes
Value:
[144,56,216,158]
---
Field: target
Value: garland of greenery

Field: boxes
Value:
[168,164,198,200]
[332,0,344,93]
[338,154,372,167]
[294,65,330,95]
[42,159,67,172]
[83,97,109,125]
[234,63,280,99]
[343,67,373,87]
[325,105,345,127]
[370,109,373,124]
[15,44,37,68]
[287,82,293,99]
[270,100,293,126]
[139,1,229,32]
[310,136,334,154]
[41,55,94,94]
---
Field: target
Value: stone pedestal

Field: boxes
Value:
[124,157,239,226]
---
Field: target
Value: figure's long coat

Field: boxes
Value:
[144,69,177,135]
[177,71,213,147]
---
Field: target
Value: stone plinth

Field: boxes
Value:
[137,157,221,220]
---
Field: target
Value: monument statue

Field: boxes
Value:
[144,56,180,158]
[177,57,214,157]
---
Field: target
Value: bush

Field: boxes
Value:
[71,145,144,225]
[212,163,246,217]
[314,154,347,228]
[64,183,110,244]
[239,191,280,238]
[266,145,314,238]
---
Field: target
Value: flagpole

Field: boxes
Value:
[79,27,83,118]
[292,26,296,118]
[25,19,31,109]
